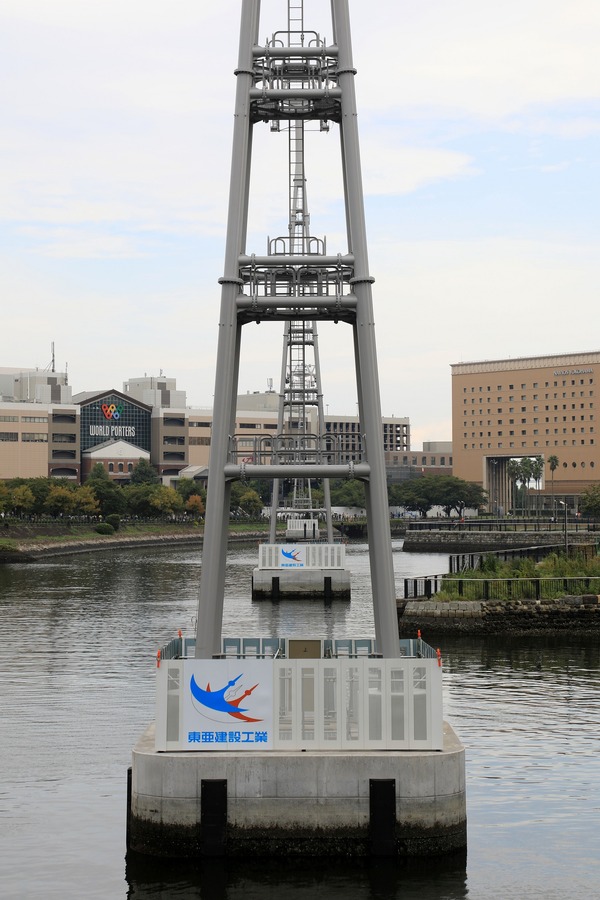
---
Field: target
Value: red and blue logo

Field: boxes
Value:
[190,673,263,723]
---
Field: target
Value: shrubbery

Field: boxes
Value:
[94,523,115,535]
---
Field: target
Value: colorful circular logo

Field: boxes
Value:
[101,403,124,420]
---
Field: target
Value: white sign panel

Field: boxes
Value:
[278,545,305,568]
[182,659,274,750]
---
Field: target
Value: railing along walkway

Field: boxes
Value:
[403,575,600,601]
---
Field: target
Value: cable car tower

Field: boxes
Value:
[195,0,400,657]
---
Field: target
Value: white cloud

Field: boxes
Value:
[1,0,600,448]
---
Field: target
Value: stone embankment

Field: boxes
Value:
[0,530,268,563]
[402,530,594,553]
[398,595,600,634]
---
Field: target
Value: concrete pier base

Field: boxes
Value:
[128,721,466,858]
[252,567,351,600]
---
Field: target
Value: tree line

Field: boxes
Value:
[0,460,489,522]
[0,461,205,520]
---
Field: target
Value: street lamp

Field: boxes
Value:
[558,500,568,556]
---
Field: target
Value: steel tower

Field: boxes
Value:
[195,0,399,658]
[268,113,334,544]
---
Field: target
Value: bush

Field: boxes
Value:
[94,523,115,535]
[105,514,121,531]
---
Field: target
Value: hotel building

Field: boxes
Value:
[452,351,599,510]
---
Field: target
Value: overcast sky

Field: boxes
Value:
[2,0,599,447]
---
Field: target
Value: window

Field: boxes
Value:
[52,412,77,424]
[108,463,114,472]
[0,415,18,422]
[52,433,76,443]
[22,432,48,442]
[21,416,48,423]
[0,432,18,441]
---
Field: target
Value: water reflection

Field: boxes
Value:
[125,854,468,900]
[1,544,599,900]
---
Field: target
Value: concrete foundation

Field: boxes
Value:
[252,567,351,600]
[128,721,466,858]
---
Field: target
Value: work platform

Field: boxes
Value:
[129,722,466,858]
[252,542,351,599]
[128,634,466,857]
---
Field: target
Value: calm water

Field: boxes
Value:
[0,541,599,899]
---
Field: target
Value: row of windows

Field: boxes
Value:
[189,436,211,446]
[0,415,49,423]
[465,440,595,449]
[108,462,134,473]
[463,378,594,392]
[400,456,452,466]
[466,415,595,426]
[466,428,595,438]
[464,393,594,405]
[0,432,49,442]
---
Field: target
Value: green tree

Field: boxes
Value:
[86,464,127,517]
[73,485,101,517]
[122,483,159,518]
[329,479,366,509]
[176,477,206,503]
[10,484,36,516]
[185,494,205,518]
[8,477,53,515]
[547,455,559,512]
[0,481,9,514]
[531,456,544,515]
[237,488,263,519]
[578,484,600,518]
[518,457,534,515]
[44,485,76,517]
[230,481,263,518]
[150,486,185,517]
[130,459,160,485]
[391,474,486,518]
[507,459,521,515]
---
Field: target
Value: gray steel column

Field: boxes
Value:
[312,326,334,542]
[332,0,399,657]
[195,0,261,659]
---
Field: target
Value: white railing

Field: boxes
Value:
[155,656,443,753]
[257,543,346,569]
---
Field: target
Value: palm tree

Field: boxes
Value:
[548,455,559,517]
[507,459,521,515]
[531,456,544,517]
[519,457,534,516]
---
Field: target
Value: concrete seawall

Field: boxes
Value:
[398,596,600,634]
[402,531,594,553]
